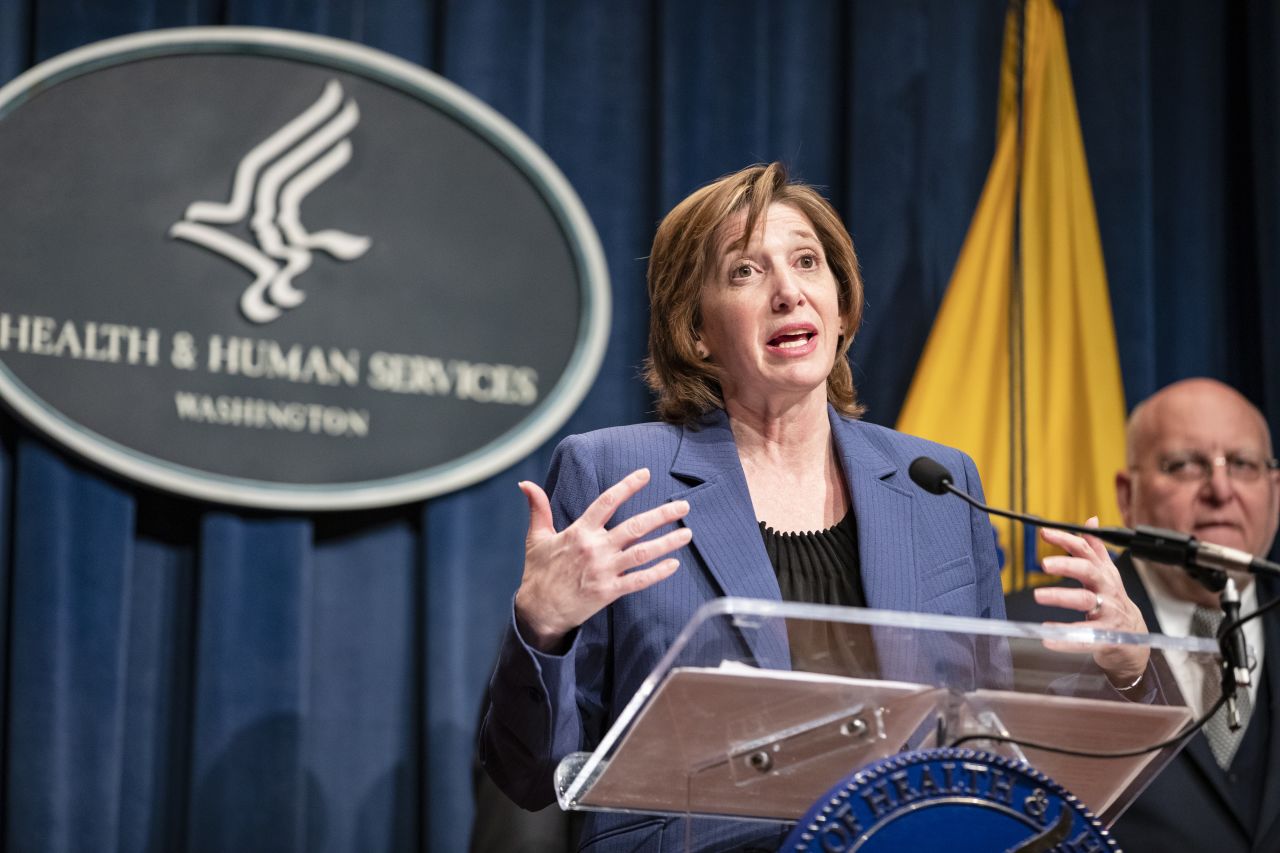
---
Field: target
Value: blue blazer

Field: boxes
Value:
[480,407,1004,852]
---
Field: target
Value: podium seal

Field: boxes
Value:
[782,747,1116,852]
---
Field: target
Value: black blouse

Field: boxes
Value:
[758,510,877,676]
[759,510,865,607]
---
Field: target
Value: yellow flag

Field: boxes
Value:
[895,0,1126,592]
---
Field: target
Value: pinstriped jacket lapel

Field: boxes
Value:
[668,409,788,668]
[830,408,918,614]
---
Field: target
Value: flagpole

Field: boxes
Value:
[1009,0,1030,588]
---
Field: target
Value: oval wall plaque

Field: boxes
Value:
[0,27,610,510]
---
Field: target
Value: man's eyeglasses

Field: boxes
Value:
[1156,452,1280,483]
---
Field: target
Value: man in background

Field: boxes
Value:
[1007,378,1280,852]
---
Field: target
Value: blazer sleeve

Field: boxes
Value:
[477,434,613,810]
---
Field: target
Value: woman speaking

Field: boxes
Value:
[478,163,1140,852]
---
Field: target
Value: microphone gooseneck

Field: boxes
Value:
[906,455,1280,583]
[908,454,1269,720]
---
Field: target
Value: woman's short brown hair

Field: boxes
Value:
[644,162,865,424]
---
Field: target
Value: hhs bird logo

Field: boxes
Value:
[170,80,371,323]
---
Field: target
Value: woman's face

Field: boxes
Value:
[697,202,843,411]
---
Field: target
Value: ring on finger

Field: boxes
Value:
[1088,593,1103,618]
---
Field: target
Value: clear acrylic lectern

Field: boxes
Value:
[555,597,1221,834]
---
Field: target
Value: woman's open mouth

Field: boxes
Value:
[766,326,818,355]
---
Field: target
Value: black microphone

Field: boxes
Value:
[907,457,955,496]
[1219,578,1252,730]
[907,455,1280,585]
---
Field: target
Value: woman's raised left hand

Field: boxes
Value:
[1033,517,1150,689]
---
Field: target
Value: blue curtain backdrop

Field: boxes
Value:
[1,1,1277,850]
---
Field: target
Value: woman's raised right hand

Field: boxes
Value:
[513,467,692,653]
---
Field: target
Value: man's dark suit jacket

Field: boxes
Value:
[1005,553,1280,853]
